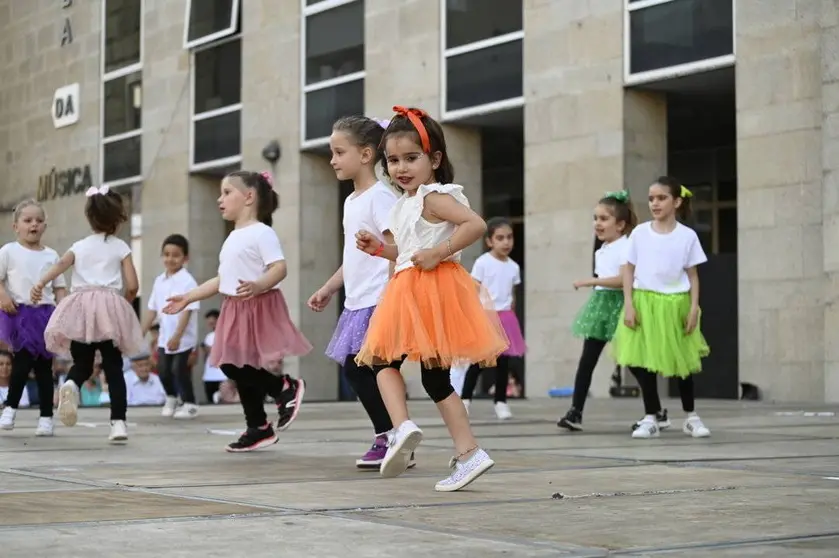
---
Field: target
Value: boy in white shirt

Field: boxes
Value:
[141,234,200,419]
[125,353,167,407]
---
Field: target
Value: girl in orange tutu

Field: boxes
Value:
[354,106,508,492]
[163,171,312,453]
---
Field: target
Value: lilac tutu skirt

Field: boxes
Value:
[325,306,375,364]
[499,310,526,357]
[0,304,54,359]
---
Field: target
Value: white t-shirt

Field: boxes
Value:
[0,385,29,408]
[202,331,226,381]
[125,371,167,406]
[470,252,521,311]
[625,222,707,294]
[148,269,200,353]
[342,182,398,310]
[218,223,285,296]
[0,242,67,305]
[69,234,132,291]
[593,236,629,291]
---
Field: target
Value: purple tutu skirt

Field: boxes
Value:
[0,304,54,359]
[499,310,526,357]
[325,306,375,364]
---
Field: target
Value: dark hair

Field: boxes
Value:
[597,193,638,235]
[85,190,128,237]
[205,309,220,319]
[485,217,513,240]
[161,233,189,256]
[380,108,455,188]
[332,116,385,164]
[655,175,692,221]
[225,171,280,227]
[0,349,10,361]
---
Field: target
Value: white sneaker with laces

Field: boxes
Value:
[35,417,54,437]
[173,402,199,420]
[0,407,16,430]
[57,380,80,427]
[494,401,512,420]
[161,396,177,417]
[631,417,660,439]
[109,420,128,443]
[380,420,423,478]
[435,448,495,492]
[683,415,710,438]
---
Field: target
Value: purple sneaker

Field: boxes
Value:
[356,434,417,470]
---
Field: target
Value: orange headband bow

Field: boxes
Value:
[392,105,431,153]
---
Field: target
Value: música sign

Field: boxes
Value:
[36,165,94,201]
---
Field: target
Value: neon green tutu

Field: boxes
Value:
[611,290,709,378]
[572,289,623,341]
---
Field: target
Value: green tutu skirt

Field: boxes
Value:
[611,290,710,378]
[572,289,623,341]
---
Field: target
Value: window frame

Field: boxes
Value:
[623,0,736,86]
[183,0,241,50]
[440,0,524,123]
[300,0,366,149]
[100,0,144,189]
[189,34,243,172]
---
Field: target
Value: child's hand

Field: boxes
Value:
[29,283,44,305]
[162,295,188,315]
[236,278,268,299]
[355,230,381,255]
[623,304,638,329]
[573,279,591,290]
[307,287,333,312]
[684,306,699,334]
[0,292,17,314]
[166,335,181,352]
[411,248,443,271]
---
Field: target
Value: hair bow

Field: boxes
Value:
[85,185,110,197]
[372,117,390,129]
[604,190,629,202]
[259,171,274,187]
[680,185,693,198]
[392,105,431,153]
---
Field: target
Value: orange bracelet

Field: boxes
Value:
[372,243,385,257]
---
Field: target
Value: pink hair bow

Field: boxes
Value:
[85,185,110,197]
[259,171,273,187]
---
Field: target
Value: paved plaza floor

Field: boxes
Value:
[1,397,838,557]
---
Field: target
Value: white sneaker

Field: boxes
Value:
[173,403,198,420]
[380,420,423,479]
[109,420,128,444]
[631,416,660,439]
[161,396,177,417]
[35,417,54,437]
[0,407,16,430]
[57,380,80,427]
[494,402,512,420]
[435,448,495,492]
[683,415,711,438]
[462,399,471,415]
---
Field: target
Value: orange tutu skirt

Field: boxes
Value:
[355,262,509,369]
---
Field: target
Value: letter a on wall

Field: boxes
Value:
[53,83,80,129]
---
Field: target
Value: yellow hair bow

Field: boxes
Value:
[680,185,693,198]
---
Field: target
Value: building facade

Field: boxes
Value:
[0,0,837,402]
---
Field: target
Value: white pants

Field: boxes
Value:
[450,361,470,396]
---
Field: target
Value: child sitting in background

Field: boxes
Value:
[0,350,29,409]
[125,353,166,407]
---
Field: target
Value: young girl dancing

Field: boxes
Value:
[460,217,525,420]
[612,177,711,439]
[558,191,636,431]
[0,200,67,435]
[33,186,144,443]
[355,106,508,492]
[307,116,417,470]
[163,171,312,452]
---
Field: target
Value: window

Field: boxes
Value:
[625,0,734,84]
[441,0,523,120]
[301,0,365,147]
[190,36,242,170]
[101,0,143,187]
[183,0,240,49]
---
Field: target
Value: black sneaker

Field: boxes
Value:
[225,425,278,453]
[276,377,306,431]
[558,408,583,431]
[631,409,670,431]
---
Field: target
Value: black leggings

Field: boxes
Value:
[67,341,127,421]
[157,349,195,404]
[5,349,54,416]
[343,355,393,434]
[570,338,608,413]
[220,364,287,428]
[630,367,695,415]
[204,381,221,402]
[461,356,510,403]
[372,358,454,403]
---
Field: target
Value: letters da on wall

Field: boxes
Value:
[36,165,93,202]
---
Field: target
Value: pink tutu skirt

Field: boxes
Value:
[499,310,526,357]
[211,289,313,370]
[44,287,144,356]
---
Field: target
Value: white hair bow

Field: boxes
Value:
[372,118,390,129]
[85,185,110,197]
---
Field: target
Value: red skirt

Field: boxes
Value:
[211,289,312,370]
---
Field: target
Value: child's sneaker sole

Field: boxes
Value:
[225,434,278,453]
[380,430,423,478]
[57,384,78,427]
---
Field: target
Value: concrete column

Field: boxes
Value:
[735,0,825,401]
[624,90,667,221]
[523,0,624,397]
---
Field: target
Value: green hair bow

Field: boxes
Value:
[604,190,629,203]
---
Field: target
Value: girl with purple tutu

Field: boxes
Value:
[33,186,144,444]
[461,217,526,420]
[0,200,67,436]
[306,116,412,469]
